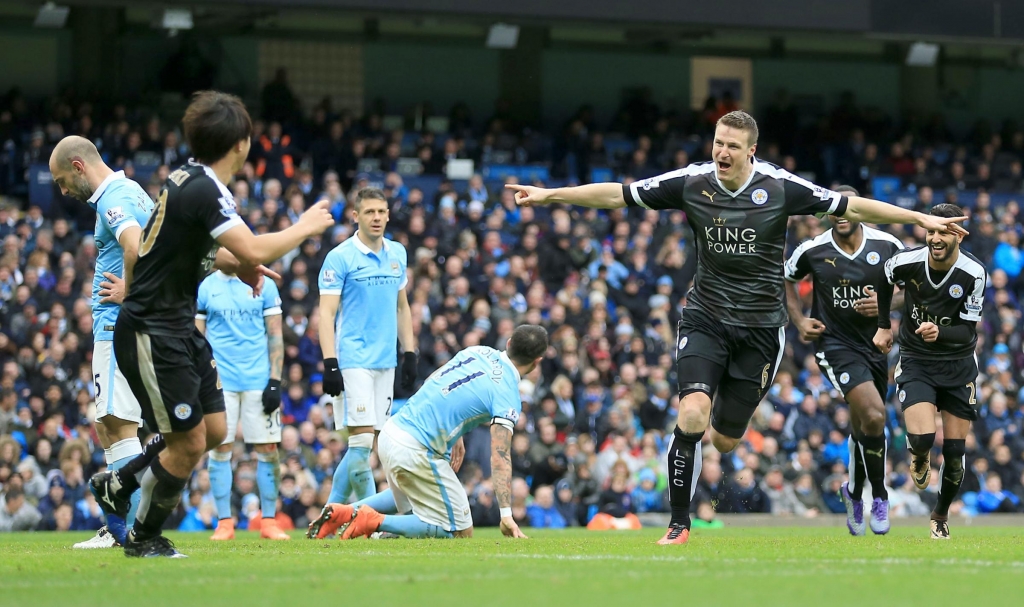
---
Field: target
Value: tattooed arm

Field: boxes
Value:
[265,313,284,381]
[490,423,528,539]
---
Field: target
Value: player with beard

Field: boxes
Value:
[89,91,334,557]
[784,186,904,536]
[507,111,966,545]
[874,204,985,540]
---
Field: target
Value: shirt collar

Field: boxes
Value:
[352,230,389,255]
[87,171,126,205]
[499,351,522,383]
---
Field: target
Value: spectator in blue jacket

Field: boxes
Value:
[976,472,1022,513]
[526,485,567,528]
[631,468,666,513]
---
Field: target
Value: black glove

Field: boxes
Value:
[262,379,282,415]
[401,351,418,390]
[323,357,344,396]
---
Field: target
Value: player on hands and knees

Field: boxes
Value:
[49,136,153,549]
[873,204,984,540]
[318,188,416,512]
[784,185,904,536]
[307,325,546,541]
[506,111,966,545]
[89,91,334,558]
[196,269,287,541]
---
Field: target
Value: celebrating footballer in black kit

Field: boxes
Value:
[784,185,904,537]
[507,110,967,545]
[873,203,985,540]
[89,91,335,558]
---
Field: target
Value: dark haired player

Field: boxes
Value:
[784,185,904,536]
[90,91,334,557]
[874,203,985,540]
[508,110,966,545]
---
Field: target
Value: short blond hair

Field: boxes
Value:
[717,110,759,146]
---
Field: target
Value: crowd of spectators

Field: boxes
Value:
[2,77,1024,534]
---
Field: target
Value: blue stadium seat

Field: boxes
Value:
[590,167,615,183]
[28,163,55,213]
[871,176,903,202]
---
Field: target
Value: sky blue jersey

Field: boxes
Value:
[196,272,282,392]
[392,346,522,458]
[89,171,154,341]
[318,232,407,370]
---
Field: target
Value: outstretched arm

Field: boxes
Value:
[490,424,527,539]
[844,197,967,235]
[505,183,626,210]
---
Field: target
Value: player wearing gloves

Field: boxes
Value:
[319,188,416,509]
[196,270,287,540]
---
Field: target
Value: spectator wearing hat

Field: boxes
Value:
[632,468,666,513]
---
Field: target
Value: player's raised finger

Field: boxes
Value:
[258,265,282,281]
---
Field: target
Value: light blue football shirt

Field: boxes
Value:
[88,171,154,341]
[392,346,522,458]
[196,272,282,392]
[318,232,408,370]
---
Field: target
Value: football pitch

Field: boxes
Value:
[2,527,1023,607]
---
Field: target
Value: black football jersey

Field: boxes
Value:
[785,226,904,356]
[884,246,986,360]
[122,161,245,336]
[625,159,848,327]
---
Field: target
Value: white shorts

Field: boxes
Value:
[338,368,395,431]
[222,390,282,445]
[378,421,472,532]
[93,340,142,426]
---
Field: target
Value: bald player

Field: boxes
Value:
[49,136,154,548]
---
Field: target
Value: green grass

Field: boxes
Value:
[1,527,1023,606]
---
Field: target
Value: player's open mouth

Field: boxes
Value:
[717,160,731,171]
[835,219,849,226]
[930,243,946,252]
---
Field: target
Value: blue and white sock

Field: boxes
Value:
[378,514,453,539]
[256,451,280,519]
[109,438,142,528]
[208,450,234,520]
[328,433,375,503]
[352,488,399,515]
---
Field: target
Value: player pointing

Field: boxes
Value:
[307,325,547,540]
[319,187,417,508]
[507,110,966,545]
[48,136,152,548]
[873,204,985,540]
[90,91,334,557]
[784,185,904,536]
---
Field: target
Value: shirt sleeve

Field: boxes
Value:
[489,380,522,431]
[782,173,848,217]
[262,279,283,316]
[189,178,245,239]
[961,272,986,322]
[622,169,689,211]
[783,241,814,282]
[318,251,345,296]
[397,243,409,290]
[96,184,143,241]
[196,279,209,320]
[883,254,904,286]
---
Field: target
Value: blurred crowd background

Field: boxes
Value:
[2,73,1024,534]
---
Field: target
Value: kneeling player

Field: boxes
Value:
[874,204,985,539]
[196,270,288,540]
[307,325,547,540]
[784,185,904,535]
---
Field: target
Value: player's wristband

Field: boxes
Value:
[500,507,513,519]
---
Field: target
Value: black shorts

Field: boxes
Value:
[815,346,888,402]
[675,309,786,439]
[113,317,225,434]
[894,355,979,421]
